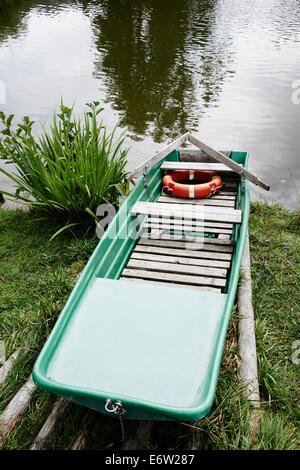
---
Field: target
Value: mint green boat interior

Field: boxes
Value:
[33,149,250,421]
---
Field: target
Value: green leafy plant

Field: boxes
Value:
[0,101,130,235]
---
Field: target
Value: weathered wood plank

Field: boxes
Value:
[127,258,227,278]
[71,410,104,450]
[134,243,233,262]
[141,232,234,247]
[238,233,260,407]
[199,193,236,200]
[161,162,236,173]
[131,201,242,224]
[158,196,235,208]
[121,420,153,450]
[0,349,20,384]
[187,133,270,191]
[138,237,234,253]
[128,133,190,180]
[0,375,37,448]
[30,398,69,450]
[221,181,238,191]
[179,149,231,163]
[131,251,231,269]
[145,216,233,229]
[218,234,231,240]
[122,268,226,287]
[120,277,222,292]
[143,221,232,235]
[216,191,237,197]
[154,201,237,214]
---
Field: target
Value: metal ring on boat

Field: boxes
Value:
[162,170,222,199]
[105,398,119,413]
[105,398,126,415]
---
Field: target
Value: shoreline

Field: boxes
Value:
[0,202,299,449]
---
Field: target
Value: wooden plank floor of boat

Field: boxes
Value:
[121,177,239,293]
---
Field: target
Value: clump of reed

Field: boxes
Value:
[0,101,130,235]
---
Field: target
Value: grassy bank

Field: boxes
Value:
[0,203,299,450]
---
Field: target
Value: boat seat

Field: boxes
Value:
[43,277,227,418]
[160,161,240,173]
[131,201,242,224]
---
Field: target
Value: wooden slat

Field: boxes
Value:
[221,181,238,191]
[131,251,231,269]
[30,398,69,450]
[141,232,234,247]
[122,420,153,450]
[161,162,237,172]
[143,221,232,235]
[122,268,226,287]
[138,237,234,253]
[179,149,232,163]
[154,201,237,215]
[128,132,190,180]
[159,193,236,202]
[131,201,242,224]
[145,216,233,229]
[0,350,20,384]
[0,375,37,448]
[158,196,235,208]
[127,258,227,278]
[208,194,236,200]
[120,277,222,293]
[134,244,233,262]
[217,191,237,197]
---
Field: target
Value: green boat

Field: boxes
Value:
[33,133,268,421]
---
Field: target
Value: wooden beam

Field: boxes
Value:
[158,196,235,208]
[144,215,234,229]
[131,201,242,223]
[30,398,69,450]
[0,349,20,384]
[160,162,236,173]
[139,236,234,253]
[238,233,260,407]
[122,268,226,287]
[128,132,189,180]
[134,243,233,261]
[143,220,232,235]
[122,421,153,450]
[126,258,227,278]
[130,251,230,269]
[0,375,37,448]
[187,133,270,191]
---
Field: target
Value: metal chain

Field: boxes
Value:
[105,399,126,443]
[119,413,126,443]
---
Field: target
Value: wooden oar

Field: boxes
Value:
[187,133,270,191]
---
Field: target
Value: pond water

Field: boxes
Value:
[0,0,300,208]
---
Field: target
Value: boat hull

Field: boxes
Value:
[33,149,250,421]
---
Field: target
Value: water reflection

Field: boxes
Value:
[0,0,300,207]
[87,0,234,141]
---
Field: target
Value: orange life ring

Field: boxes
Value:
[162,170,222,199]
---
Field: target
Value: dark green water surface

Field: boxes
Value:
[1,0,300,207]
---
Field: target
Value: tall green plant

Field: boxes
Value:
[0,101,130,230]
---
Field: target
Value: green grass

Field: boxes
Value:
[0,202,299,450]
